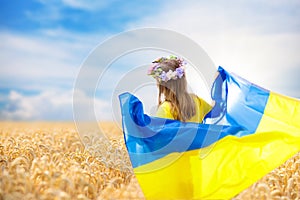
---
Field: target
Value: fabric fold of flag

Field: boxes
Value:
[119,66,300,199]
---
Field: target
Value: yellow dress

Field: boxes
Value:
[156,94,212,123]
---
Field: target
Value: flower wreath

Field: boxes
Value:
[147,55,187,82]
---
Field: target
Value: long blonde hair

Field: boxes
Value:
[157,59,195,122]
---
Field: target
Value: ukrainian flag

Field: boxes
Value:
[119,66,300,199]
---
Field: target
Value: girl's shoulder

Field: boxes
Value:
[156,100,174,119]
[190,93,212,109]
[159,100,173,112]
[190,93,202,103]
[190,93,205,101]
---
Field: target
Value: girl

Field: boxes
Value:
[148,55,212,123]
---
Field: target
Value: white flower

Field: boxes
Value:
[166,70,174,81]
[172,71,178,80]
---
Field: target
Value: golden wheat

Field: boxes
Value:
[0,122,299,200]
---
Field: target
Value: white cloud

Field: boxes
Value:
[0,30,108,91]
[0,28,137,120]
[73,89,111,121]
[126,0,300,97]
[0,27,114,121]
[35,0,120,12]
[0,89,111,121]
[61,0,118,11]
[0,90,72,120]
[25,0,63,23]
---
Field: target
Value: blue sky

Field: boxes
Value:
[0,0,300,120]
[0,0,162,33]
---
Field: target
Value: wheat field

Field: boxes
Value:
[0,122,299,200]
